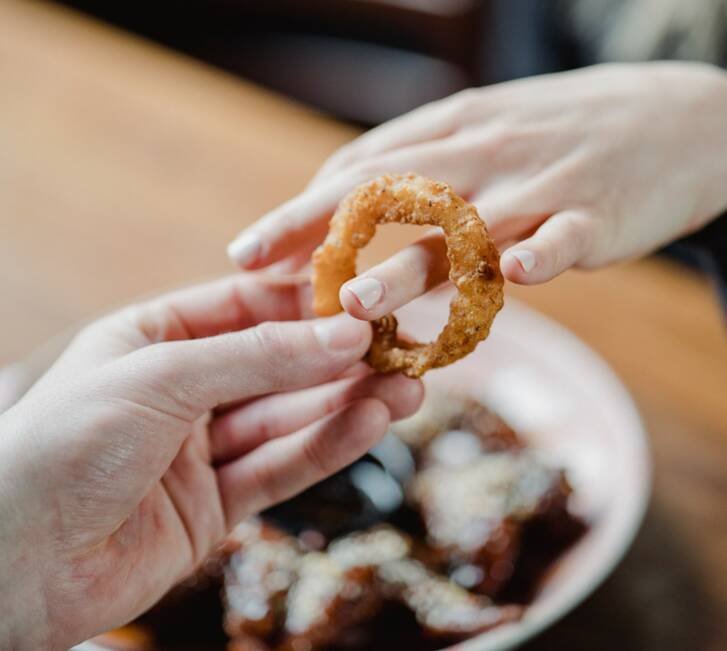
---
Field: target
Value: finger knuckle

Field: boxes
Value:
[116,304,146,329]
[549,240,564,275]
[145,347,184,387]
[72,320,104,347]
[77,305,141,344]
[563,212,595,258]
[249,459,286,507]
[132,345,204,419]
[351,158,386,183]
[328,142,357,168]
[254,418,279,446]
[322,389,347,416]
[475,121,528,157]
[225,280,254,328]
[449,87,482,122]
[249,322,297,384]
[252,321,289,357]
[302,433,338,478]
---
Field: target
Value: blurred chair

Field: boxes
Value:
[58,0,487,125]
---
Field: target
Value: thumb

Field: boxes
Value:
[500,209,597,284]
[115,313,373,421]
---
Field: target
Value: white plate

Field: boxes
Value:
[78,292,651,651]
[398,290,651,651]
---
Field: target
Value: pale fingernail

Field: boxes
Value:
[227,232,262,267]
[314,314,368,350]
[345,277,384,311]
[510,250,536,273]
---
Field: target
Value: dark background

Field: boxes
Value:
[55,0,581,126]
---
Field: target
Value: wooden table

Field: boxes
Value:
[2,2,726,649]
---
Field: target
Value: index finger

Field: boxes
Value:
[339,231,450,321]
[118,274,314,344]
[226,137,475,271]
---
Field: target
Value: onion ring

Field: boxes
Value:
[312,173,504,378]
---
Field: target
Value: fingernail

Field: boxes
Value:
[314,314,367,350]
[345,277,384,311]
[510,250,536,273]
[227,232,262,267]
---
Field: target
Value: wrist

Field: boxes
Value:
[0,406,54,650]
[673,62,727,228]
[707,66,727,218]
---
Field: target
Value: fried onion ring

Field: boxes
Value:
[312,173,504,378]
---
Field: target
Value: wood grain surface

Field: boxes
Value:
[1,2,725,650]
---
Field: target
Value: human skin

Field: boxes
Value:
[0,274,422,650]
[227,62,727,320]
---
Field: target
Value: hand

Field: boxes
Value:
[227,61,727,321]
[0,328,79,414]
[0,274,422,651]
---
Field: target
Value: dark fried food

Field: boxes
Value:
[312,173,504,378]
[408,450,570,595]
[127,395,583,651]
[223,523,398,651]
[222,519,300,639]
[278,555,380,651]
[222,523,520,650]
[376,558,521,637]
[390,393,522,453]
